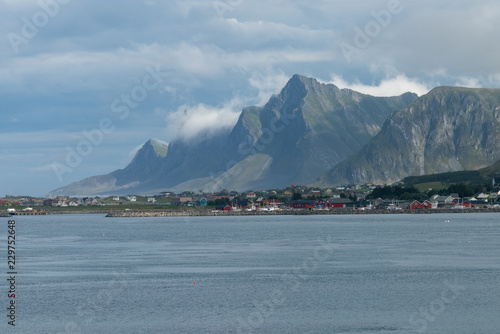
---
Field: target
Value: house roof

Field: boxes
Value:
[328,198,353,204]
[433,195,453,202]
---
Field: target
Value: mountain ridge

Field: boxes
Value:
[47,74,417,196]
[322,86,500,186]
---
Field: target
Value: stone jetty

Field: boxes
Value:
[106,208,500,218]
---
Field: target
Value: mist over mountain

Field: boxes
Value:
[323,86,500,186]
[47,75,416,196]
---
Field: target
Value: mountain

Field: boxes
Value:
[323,86,500,186]
[47,75,417,196]
[48,139,169,196]
[220,75,417,190]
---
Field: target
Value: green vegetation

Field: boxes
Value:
[211,198,230,206]
[439,184,485,198]
[401,159,500,193]
[366,185,426,201]
[402,170,484,187]
[413,182,448,192]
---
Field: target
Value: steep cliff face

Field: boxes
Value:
[48,75,417,196]
[324,87,500,185]
[220,74,417,189]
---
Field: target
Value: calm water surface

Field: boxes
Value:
[1,213,499,333]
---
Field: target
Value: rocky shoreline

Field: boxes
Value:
[105,208,500,218]
[2,208,499,218]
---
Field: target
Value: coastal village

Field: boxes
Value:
[2,182,500,216]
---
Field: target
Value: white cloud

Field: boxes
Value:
[327,74,431,97]
[455,77,483,89]
[29,164,57,173]
[249,71,290,106]
[166,98,243,141]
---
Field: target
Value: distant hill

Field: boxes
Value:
[47,75,416,196]
[322,86,500,186]
[402,159,500,189]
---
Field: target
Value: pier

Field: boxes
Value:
[9,211,48,216]
[106,207,500,218]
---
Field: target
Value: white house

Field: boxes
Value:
[127,196,137,202]
[113,196,120,201]
[148,197,156,203]
[53,200,67,207]
[477,193,489,200]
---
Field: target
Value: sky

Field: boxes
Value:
[2,0,500,197]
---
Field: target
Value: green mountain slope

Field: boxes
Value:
[402,159,500,189]
[324,87,500,186]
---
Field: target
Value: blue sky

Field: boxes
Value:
[2,0,500,196]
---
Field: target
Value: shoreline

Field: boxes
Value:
[104,208,500,217]
[3,208,499,218]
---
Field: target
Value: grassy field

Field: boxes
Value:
[413,182,449,192]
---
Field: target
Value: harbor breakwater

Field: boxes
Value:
[105,208,500,218]
[2,208,499,218]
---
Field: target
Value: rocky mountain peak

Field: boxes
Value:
[47,75,418,196]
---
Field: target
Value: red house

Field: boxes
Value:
[410,200,436,210]
[422,201,433,209]
[327,198,353,209]
[410,200,424,210]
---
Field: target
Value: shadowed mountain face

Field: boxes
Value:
[323,87,500,186]
[47,75,417,196]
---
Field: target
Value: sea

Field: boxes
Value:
[1,213,499,334]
